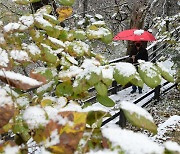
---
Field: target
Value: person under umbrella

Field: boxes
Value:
[129,41,148,94]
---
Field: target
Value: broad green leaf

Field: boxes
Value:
[101,30,113,44]
[86,71,102,86]
[58,29,68,41]
[30,67,54,83]
[156,62,174,82]
[36,5,52,14]
[58,0,75,6]
[120,101,157,134]
[29,29,45,43]
[74,29,86,40]
[43,14,60,25]
[113,68,132,86]
[46,26,61,38]
[13,115,31,142]
[56,81,73,97]
[130,72,144,88]
[138,62,161,88]
[13,0,30,5]
[95,82,108,96]
[86,111,109,128]
[41,44,58,64]
[97,95,115,107]
[73,77,90,95]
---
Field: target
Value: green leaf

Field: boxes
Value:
[41,44,58,64]
[73,77,90,95]
[120,101,157,134]
[97,95,115,107]
[86,72,102,86]
[101,32,113,44]
[130,72,144,88]
[13,0,30,5]
[55,82,73,97]
[86,110,109,128]
[156,62,174,82]
[113,63,136,86]
[138,62,161,88]
[59,0,75,6]
[13,115,30,142]
[95,82,108,96]
[74,29,86,40]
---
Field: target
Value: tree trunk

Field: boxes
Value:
[83,0,88,18]
[126,5,148,55]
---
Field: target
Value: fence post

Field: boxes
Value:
[112,80,117,94]
[118,109,126,128]
[154,85,161,104]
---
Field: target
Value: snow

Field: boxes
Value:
[0,89,13,107]
[114,62,136,77]
[0,48,9,67]
[27,43,41,55]
[3,23,20,33]
[58,65,83,79]
[62,52,78,65]
[10,49,30,61]
[0,34,5,44]
[164,141,180,152]
[101,66,114,80]
[48,36,65,48]
[54,114,73,126]
[156,62,169,72]
[139,61,161,78]
[16,95,29,107]
[152,115,180,142]
[19,15,34,27]
[34,14,52,27]
[95,14,103,19]
[77,19,85,25]
[81,58,101,68]
[88,149,118,154]
[102,124,164,154]
[87,27,111,38]
[4,145,19,154]
[44,106,58,119]
[44,129,60,147]
[120,101,154,122]
[92,21,106,26]
[0,70,42,86]
[23,106,48,129]
[134,29,144,35]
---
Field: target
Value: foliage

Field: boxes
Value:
[0,0,178,153]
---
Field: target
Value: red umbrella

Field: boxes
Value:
[113,29,156,41]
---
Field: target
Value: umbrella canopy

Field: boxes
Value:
[113,29,156,41]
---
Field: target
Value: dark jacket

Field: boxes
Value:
[130,46,148,64]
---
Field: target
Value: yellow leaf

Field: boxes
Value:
[56,7,73,22]
[59,112,87,134]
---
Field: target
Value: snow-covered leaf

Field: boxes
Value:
[120,101,157,134]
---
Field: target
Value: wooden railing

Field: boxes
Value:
[83,30,179,128]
